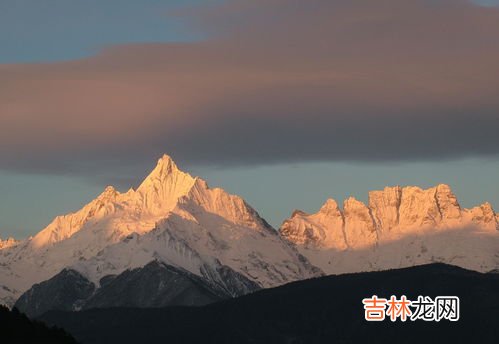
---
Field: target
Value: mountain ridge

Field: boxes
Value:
[280,183,498,250]
[38,263,499,344]
[14,260,260,317]
[279,184,498,275]
[0,237,18,250]
[0,154,320,307]
[1,154,498,309]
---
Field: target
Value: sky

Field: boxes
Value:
[1,0,499,238]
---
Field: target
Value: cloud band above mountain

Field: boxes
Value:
[1,0,499,175]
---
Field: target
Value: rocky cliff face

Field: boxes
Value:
[14,269,95,318]
[0,237,18,250]
[15,261,257,317]
[0,155,320,307]
[1,155,497,309]
[281,184,498,250]
[280,184,498,274]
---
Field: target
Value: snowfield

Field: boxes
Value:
[1,155,498,307]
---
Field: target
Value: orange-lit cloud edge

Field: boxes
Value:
[1,0,499,176]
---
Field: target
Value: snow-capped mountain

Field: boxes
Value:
[280,184,499,274]
[0,237,18,250]
[0,155,320,307]
[2,156,498,310]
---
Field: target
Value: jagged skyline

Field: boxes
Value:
[1,154,496,307]
[1,155,498,239]
[1,0,499,237]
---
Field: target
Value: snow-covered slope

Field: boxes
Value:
[0,237,18,250]
[68,174,321,291]
[2,157,497,308]
[280,184,499,274]
[0,155,320,306]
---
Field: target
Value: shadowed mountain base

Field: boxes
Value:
[15,260,260,318]
[40,263,499,344]
[0,305,77,344]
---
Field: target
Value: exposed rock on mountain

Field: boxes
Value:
[14,269,95,318]
[280,184,499,274]
[1,154,497,311]
[343,197,378,248]
[15,260,256,317]
[0,237,18,250]
[0,155,320,307]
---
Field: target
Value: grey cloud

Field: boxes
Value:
[1,0,499,179]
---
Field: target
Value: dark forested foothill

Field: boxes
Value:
[40,264,499,344]
[0,305,77,344]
